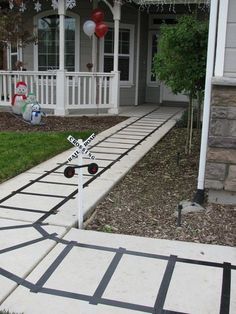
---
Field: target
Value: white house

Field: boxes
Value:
[0,0,209,115]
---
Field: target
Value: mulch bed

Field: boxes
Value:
[0,112,126,133]
[0,111,235,246]
[86,128,236,247]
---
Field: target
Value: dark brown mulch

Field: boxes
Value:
[86,128,236,247]
[0,112,127,133]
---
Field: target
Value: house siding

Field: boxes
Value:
[205,0,236,204]
[224,0,236,77]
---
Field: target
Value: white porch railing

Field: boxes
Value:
[0,71,57,109]
[0,70,119,115]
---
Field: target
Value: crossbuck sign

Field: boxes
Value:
[67,133,96,162]
[66,133,97,229]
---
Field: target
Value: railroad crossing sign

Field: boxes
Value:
[64,133,98,229]
[67,133,96,162]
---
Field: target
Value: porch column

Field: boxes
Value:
[55,0,67,116]
[113,1,121,72]
[58,0,66,70]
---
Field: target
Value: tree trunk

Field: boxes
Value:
[188,96,194,154]
[185,95,191,154]
[197,91,202,130]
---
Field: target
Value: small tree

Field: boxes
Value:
[153,15,208,154]
[0,6,36,57]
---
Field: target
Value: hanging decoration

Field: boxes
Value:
[83,8,108,39]
[7,0,210,14]
[91,8,105,24]
[51,0,59,10]
[34,1,42,12]
[83,20,96,38]
[95,22,108,38]
[66,0,77,9]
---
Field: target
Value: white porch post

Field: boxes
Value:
[55,0,67,116]
[113,1,120,72]
[108,0,121,114]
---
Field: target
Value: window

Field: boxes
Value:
[37,14,76,71]
[101,24,134,85]
[7,44,22,70]
[147,31,159,86]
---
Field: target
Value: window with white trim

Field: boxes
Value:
[7,44,22,70]
[102,25,134,84]
[37,14,76,71]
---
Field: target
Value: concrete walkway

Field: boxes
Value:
[0,106,235,314]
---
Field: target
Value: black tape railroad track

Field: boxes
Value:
[0,107,182,223]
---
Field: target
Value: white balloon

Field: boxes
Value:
[83,20,96,37]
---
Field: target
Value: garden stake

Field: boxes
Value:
[177,204,183,227]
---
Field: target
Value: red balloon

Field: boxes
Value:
[91,9,105,24]
[95,22,108,38]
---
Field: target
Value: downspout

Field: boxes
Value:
[193,0,219,204]
[134,10,141,106]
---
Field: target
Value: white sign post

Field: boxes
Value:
[66,133,96,229]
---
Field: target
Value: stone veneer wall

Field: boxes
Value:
[205,81,236,201]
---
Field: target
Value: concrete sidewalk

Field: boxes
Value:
[0,106,235,314]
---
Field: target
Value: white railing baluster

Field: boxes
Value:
[72,76,75,106]
[104,76,107,105]
[99,77,102,106]
[66,76,70,106]
[45,76,49,106]
[3,75,7,103]
[78,77,81,106]
[51,75,54,106]
[40,75,44,104]
[83,77,86,105]
[88,76,92,105]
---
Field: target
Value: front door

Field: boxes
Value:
[146,30,188,104]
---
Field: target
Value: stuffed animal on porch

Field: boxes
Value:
[31,103,43,125]
[11,81,28,115]
[22,92,37,121]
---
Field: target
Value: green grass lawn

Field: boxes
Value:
[0,131,91,183]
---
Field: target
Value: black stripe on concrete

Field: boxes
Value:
[0,205,48,214]
[0,163,67,205]
[31,241,76,293]
[18,191,73,199]
[36,180,78,187]
[220,262,231,314]
[0,267,34,290]
[90,247,126,305]
[93,146,129,150]
[0,223,35,231]
[103,140,136,145]
[153,255,177,314]
[0,234,57,254]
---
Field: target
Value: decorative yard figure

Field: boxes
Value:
[31,103,43,125]
[11,81,28,115]
[22,92,37,121]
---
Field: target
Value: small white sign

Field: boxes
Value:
[67,133,96,162]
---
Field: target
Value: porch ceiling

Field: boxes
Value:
[132,0,210,4]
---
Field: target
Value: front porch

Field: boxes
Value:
[0,69,120,115]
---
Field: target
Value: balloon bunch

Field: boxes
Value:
[83,9,108,38]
